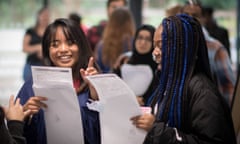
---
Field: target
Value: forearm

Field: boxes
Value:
[23,44,41,54]
[7,120,26,144]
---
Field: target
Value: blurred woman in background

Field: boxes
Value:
[95,7,135,73]
[22,7,49,81]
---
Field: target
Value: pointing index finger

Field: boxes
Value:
[88,57,94,68]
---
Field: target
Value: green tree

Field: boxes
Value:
[148,0,236,9]
[173,0,236,9]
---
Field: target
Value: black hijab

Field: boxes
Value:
[128,24,157,73]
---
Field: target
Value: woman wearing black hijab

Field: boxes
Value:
[113,24,157,105]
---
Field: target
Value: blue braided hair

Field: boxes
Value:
[147,14,211,129]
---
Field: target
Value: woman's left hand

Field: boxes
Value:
[131,113,155,132]
[4,95,32,121]
[80,56,99,100]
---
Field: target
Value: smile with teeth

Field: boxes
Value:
[58,55,72,62]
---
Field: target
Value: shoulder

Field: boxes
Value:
[189,73,217,92]
[207,40,229,60]
[215,46,229,60]
[25,28,35,35]
[188,73,220,106]
[188,74,235,143]
[17,79,34,104]
[188,73,230,115]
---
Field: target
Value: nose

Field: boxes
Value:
[140,39,147,43]
[138,39,148,46]
[60,43,68,52]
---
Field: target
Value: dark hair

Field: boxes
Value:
[148,14,212,129]
[0,107,4,125]
[42,18,93,81]
[107,0,127,8]
[69,13,82,25]
[202,6,214,16]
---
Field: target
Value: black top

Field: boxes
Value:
[0,108,26,144]
[144,73,236,144]
[25,28,43,65]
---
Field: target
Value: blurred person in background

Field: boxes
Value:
[94,7,135,73]
[182,0,236,107]
[87,0,127,50]
[113,24,157,106]
[165,4,183,17]
[69,12,88,36]
[201,6,231,59]
[22,7,49,82]
[0,96,31,144]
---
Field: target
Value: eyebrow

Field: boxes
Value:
[50,39,59,43]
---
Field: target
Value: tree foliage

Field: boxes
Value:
[0,0,43,28]
[0,0,237,29]
[172,0,236,9]
[148,0,236,9]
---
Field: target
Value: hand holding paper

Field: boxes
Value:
[23,96,48,115]
[131,113,155,132]
[86,74,147,144]
[31,66,84,144]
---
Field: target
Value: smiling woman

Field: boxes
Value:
[131,14,236,144]
[48,26,79,68]
[16,18,101,144]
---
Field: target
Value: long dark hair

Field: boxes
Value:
[148,14,213,129]
[42,18,94,81]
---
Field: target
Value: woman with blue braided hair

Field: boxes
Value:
[131,14,236,144]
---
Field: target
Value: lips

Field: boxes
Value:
[58,55,72,63]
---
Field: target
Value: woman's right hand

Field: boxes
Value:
[80,57,99,100]
[23,96,48,115]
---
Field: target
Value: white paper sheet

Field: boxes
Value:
[121,64,153,96]
[86,74,147,144]
[31,66,84,144]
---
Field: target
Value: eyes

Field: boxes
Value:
[50,39,76,48]
[136,36,152,42]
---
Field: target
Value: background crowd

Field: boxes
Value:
[0,0,239,143]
